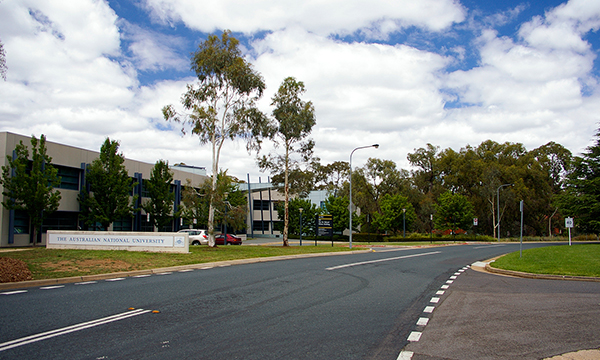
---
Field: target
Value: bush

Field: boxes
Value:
[351,233,496,243]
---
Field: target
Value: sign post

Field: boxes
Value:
[316,214,334,247]
[565,217,574,246]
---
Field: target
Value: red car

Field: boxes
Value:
[215,234,242,245]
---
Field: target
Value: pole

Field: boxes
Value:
[520,200,524,258]
[349,144,379,249]
[299,208,303,246]
[497,184,513,241]
[402,208,406,238]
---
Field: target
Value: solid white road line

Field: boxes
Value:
[325,251,441,270]
[0,309,151,352]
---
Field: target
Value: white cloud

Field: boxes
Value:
[142,0,466,35]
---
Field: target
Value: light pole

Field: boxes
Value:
[349,144,379,249]
[496,183,513,241]
[299,207,303,246]
[402,208,406,238]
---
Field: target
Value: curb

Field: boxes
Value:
[484,264,600,282]
[0,249,372,290]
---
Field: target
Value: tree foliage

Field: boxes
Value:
[555,130,600,233]
[274,197,320,237]
[258,76,316,246]
[372,194,416,234]
[323,195,350,234]
[1,135,61,243]
[142,160,174,230]
[79,138,136,230]
[163,30,268,246]
[434,191,475,233]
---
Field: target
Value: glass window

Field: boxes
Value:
[13,210,29,234]
[55,165,80,190]
[113,217,133,231]
[42,211,78,232]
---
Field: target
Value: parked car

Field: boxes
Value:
[177,229,208,245]
[215,234,242,245]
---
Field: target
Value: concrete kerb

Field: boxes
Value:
[471,256,600,283]
[0,249,372,291]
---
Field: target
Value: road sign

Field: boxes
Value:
[565,217,574,228]
[473,218,478,226]
[316,215,333,237]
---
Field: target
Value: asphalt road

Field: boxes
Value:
[403,262,600,360]
[0,242,574,360]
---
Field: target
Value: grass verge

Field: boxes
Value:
[0,246,356,280]
[491,244,600,277]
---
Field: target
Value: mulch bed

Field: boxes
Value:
[0,257,33,283]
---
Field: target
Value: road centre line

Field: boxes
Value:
[0,309,152,352]
[325,251,441,270]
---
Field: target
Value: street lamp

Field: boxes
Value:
[496,183,514,241]
[402,208,406,238]
[299,207,303,246]
[349,144,379,249]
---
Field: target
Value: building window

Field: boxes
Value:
[113,217,132,231]
[55,165,80,190]
[13,210,29,234]
[253,221,269,231]
[42,211,78,232]
[253,200,270,211]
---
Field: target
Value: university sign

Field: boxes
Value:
[47,231,189,253]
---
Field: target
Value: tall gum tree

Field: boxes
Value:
[258,77,316,246]
[163,30,268,247]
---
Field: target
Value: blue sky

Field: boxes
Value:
[1,0,599,181]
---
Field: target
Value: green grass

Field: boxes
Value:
[0,246,356,280]
[491,244,600,277]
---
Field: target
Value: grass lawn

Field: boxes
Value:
[0,245,356,280]
[491,244,600,277]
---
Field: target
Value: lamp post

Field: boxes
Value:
[402,208,406,238]
[349,144,379,249]
[496,183,513,241]
[299,207,303,246]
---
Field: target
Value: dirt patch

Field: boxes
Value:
[0,257,33,283]
[39,259,132,273]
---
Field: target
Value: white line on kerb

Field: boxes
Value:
[325,251,441,270]
[0,309,151,352]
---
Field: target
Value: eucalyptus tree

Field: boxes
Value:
[142,160,174,231]
[78,138,137,230]
[258,77,316,246]
[163,30,269,247]
[1,135,61,244]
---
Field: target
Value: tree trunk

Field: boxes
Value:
[283,146,289,246]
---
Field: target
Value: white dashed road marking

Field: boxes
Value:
[399,264,471,360]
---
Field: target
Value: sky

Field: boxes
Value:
[0,0,599,183]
